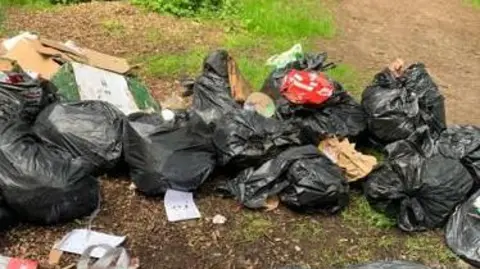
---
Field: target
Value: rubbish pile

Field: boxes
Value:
[0,34,479,267]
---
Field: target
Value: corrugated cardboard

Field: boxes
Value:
[39,39,130,74]
[3,39,60,79]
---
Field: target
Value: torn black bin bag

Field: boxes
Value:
[445,189,480,267]
[124,111,216,196]
[276,82,366,144]
[437,125,480,184]
[0,88,27,124]
[0,195,17,231]
[361,64,446,145]
[213,110,303,171]
[0,71,56,122]
[191,50,239,126]
[364,127,473,232]
[280,153,349,214]
[346,261,432,269]
[227,145,320,209]
[34,101,125,175]
[0,121,99,225]
[261,52,335,100]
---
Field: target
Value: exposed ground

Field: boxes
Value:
[0,1,479,269]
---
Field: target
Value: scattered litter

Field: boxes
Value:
[161,109,175,121]
[128,183,137,191]
[76,245,138,269]
[164,189,201,222]
[318,137,377,181]
[48,241,63,265]
[265,196,280,211]
[57,229,126,258]
[362,61,446,145]
[0,255,38,269]
[364,127,473,232]
[212,214,227,224]
[266,43,303,69]
[294,246,301,252]
[244,92,275,118]
[346,261,432,269]
[446,189,480,267]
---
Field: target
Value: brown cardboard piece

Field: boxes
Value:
[0,57,14,71]
[39,38,130,74]
[3,39,61,79]
[227,56,253,103]
[319,137,377,182]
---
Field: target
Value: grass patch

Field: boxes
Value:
[342,194,396,229]
[291,219,323,239]
[237,0,335,39]
[466,0,480,8]
[326,64,365,99]
[235,56,270,90]
[0,0,51,9]
[404,234,458,264]
[141,49,207,78]
[100,19,125,36]
[234,211,274,242]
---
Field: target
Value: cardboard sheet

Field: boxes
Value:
[3,39,60,79]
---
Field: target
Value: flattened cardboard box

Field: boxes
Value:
[2,38,130,80]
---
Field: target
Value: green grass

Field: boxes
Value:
[326,64,365,98]
[342,194,396,229]
[234,211,274,242]
[404,234,458,264]
[467,0,480,8]
[0,0,51,8]
[141,49,207,78]
[237,0,335,39]
[100,19,126,37]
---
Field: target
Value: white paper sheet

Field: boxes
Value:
[57,229,126,258]
[71,62,139,115]
[164,189,201,222]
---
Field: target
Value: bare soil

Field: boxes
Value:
[0,1,479,269]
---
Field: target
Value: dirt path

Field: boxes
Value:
[325,0,480,125]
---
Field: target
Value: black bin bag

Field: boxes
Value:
[361,63,446,145]
[276,82,366,144]
[0,195,17,231]
[364,127,473,232]
[124,111,216,196]
[0,121,99,225]
[213,110,303,170]
[280,153,349,214]
[191,50,239,126]
[34,101,125,175]
[227,145,349,213]
[346,261,431,269]
[446,189,480,267]
[437,125,480,184]
[0,88,27,123]
[0,71,57,121]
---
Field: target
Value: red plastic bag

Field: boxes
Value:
[280,70,334,105]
